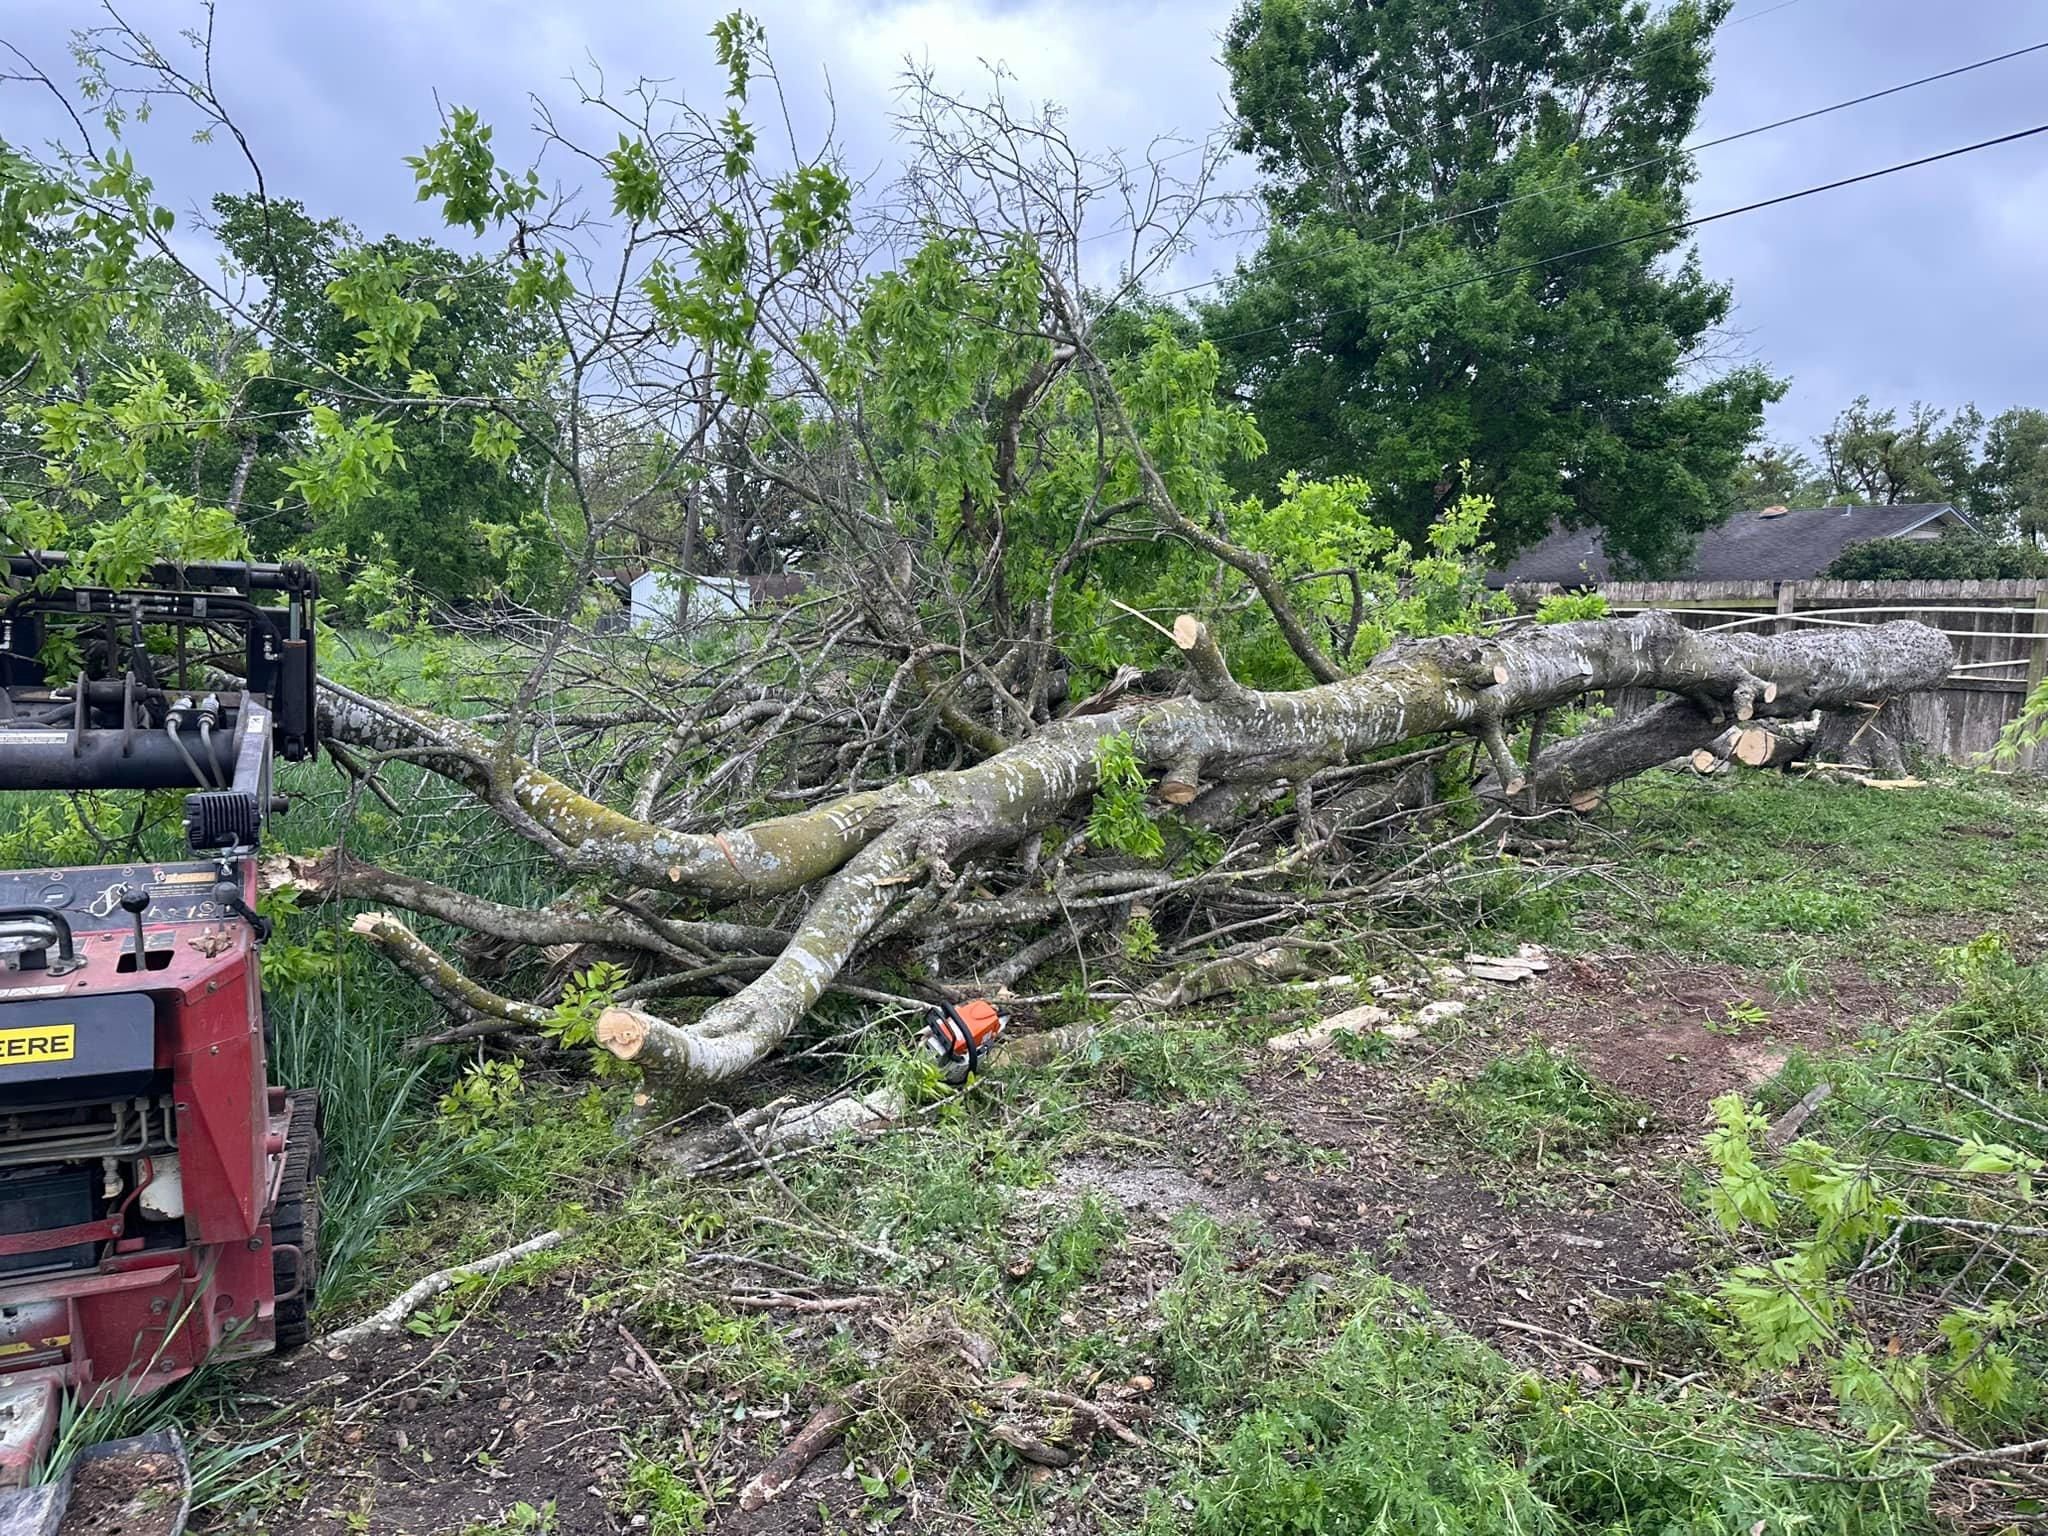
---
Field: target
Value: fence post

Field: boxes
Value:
[2024,587,2048,772]
[1774,581,1796,636]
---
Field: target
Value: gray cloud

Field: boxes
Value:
[6,0,2042,453]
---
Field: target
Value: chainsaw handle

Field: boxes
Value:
[0,905,76,967]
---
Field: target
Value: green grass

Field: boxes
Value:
[1431,1042,1646,1163]
[1141,1218,1932,1536]
[261,756,608,1310]
[1012,1194,1125,1328]
[1083,1023,1245,1102]
[621,1446,712,1535]
[1684,935,2048,1451]
[1482,770,2044,968]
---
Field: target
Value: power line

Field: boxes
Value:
[1201,120,2048,347]
[1155,37,2048,302]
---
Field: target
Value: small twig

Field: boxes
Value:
[742,1212,908,1269]
[616,1322,683,1405]
[725,1292,885,1315]
[1886,1073,2048,1140]
[1491,1316,1659,1375]
[1104,595,1181,643]
[616,1321,714,1506]
[1923,1435,2048,1474]
[317,1230,565,1350]
[1017,1387,1145,1448]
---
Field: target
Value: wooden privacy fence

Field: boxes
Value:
[1505,579,2048,768]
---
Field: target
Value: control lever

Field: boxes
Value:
[211,877,273,943]
[120,883,151,960]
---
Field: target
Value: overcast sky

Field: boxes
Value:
[5,0,2045,450]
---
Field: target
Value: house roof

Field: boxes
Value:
[1498,503,1976,586]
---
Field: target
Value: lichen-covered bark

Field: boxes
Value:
[267,849,787,957]
[318,687,896,897]
[349,913,551,1027]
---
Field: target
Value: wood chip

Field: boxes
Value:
[1267,1004,1396,1053]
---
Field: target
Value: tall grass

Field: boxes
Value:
[36,1359,293,1512]
[264,755,570,1312]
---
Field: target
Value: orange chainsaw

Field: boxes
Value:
[922,999,1008,1082]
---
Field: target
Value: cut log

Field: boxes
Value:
[738,1400,856,1511]
[660,1085,910,1173]
[1267,1004,1397,1053]
[1732,717,1818,769]
[1159,751,1203,806]
[1814,698,1911,777]
[1767,1082,1834,1149]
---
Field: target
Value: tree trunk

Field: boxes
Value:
[1514,621,1944,805]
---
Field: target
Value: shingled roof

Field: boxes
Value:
[1498,503,1977,586]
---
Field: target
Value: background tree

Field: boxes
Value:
[207,194,551,600]
[1975,406,2048,545]
[1729,441,1827,509]
[1204,0,1780,573]
[1752,396,2048,548]
[1813,396,1982,510]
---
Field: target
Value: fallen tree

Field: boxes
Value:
[301,609,1952,1092]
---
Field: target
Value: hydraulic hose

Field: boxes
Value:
[164,700,210,789]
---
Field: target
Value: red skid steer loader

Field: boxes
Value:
[0,554,324,1535]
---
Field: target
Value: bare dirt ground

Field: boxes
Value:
[1070,953,1905,1361]
[268,1287,649,1535]
[237,946,1924,1535]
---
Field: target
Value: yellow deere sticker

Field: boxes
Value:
[0,1024,74,1065]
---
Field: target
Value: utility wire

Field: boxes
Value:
[1201,120,2048,347]
[1155,38,2048,301]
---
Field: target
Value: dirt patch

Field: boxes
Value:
[263,1282,658,1536]
[1057,951,1906,1361]
[1046,1156,1243,1222]
[259,1277,958,1536]
[706,1457,866,1536]
[66,1447,187,1536]
[1236,1064,1692,1353]
[1516,955,1901,1124]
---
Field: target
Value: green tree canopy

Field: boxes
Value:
[1813,396,1981,511]
[1971,407,2048,544]
[207,194,549,600]
[1204,0,1780,574]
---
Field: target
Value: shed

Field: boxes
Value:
[628,570,752,631]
